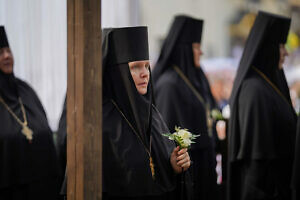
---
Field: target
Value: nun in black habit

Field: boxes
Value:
[227,11,297,200]
[0,26,61,199]
[292,112,300,200]
[152,15,219,200]
[102,26,191,200]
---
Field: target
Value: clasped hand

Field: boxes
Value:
[170,146,191,174]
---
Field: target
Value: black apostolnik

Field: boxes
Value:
[227,11,297,200]
[152,15,219,200]
[0,26,60,199]
[102,26,191,200]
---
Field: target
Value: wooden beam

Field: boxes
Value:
[67,0,102,199]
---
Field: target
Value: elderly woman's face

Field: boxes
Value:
[279,44,288,69]
[128,60,150,95]
[0,47,14,74]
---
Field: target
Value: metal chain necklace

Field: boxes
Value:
[110,99,155,180]
[0,96,33,142]
[173,65,213,137]
[252,66,291,106]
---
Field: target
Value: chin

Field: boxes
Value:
[1,67,13,74]
[138,88,147,95]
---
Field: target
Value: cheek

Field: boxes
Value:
[130,72,138,85]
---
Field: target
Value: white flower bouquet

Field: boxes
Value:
[162,126,200,149]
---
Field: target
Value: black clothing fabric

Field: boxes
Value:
[153,15,218,200]
[0,26,9,48]
[227,11,297,200]
[56,98,67,175]
[0,70,60,199]
[0,27,60,199]
[56,98,67,196]
[102,27,189,200]
[292,113,300,200]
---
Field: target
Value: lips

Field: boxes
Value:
[138,82,148,87]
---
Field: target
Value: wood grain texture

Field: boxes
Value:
[67,0,102,199]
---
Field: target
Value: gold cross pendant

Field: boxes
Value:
[149,156,155,180]
[22,125,33,142]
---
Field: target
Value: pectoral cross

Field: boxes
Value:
[149,156,155,180]
[22,125,33,142]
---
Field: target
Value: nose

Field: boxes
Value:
[3,49,11,58]
[199,49,203,56]
[284,47,289,56]
[140,65,149,78]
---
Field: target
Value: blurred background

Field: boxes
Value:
[0,0,299,131]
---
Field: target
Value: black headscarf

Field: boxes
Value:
[230,11,292,107]
[103,26,152,145]
[0,26,18,102]
[0,26,60,199]
[102,27,176,198]
[153,14,217,125]
[152,15,205,92]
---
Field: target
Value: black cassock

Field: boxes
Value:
[292,113,300,200]
[153,15,218,200]
[103,101,177,199]
[228,11,297,200]
[0,73,61,199]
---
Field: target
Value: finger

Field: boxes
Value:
[172,146,180,155]
[177,156,189,166]
[178,148,187,155]
[177,153,190,166]
[181,161,191,169]
[182,163,190,171]
[176,152,189,161]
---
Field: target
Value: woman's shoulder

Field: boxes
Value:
[15,78,38,96]
[238,73,273,106]
[240,72,270,97]
[15,78,47,113]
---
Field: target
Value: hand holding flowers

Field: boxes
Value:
[170,146,190,173]
[163,126,200,173]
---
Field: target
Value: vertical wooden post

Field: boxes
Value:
[67,0,102,199]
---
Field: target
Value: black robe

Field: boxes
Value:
[292,113,300,200]
[155,67,218,200]
[228,70,296,200]
[103,100,178,199]
[56,99,67,179]
[0,72,61,200]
